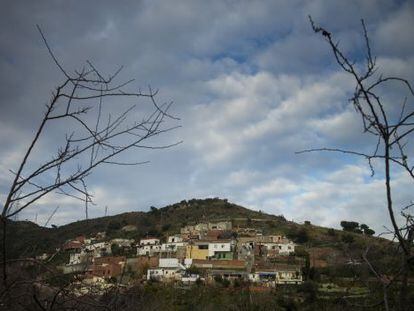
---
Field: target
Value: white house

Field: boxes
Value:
[84,242,112,258]
[139,237,160,246]
[181,274,200,284]
[167,235,183,243]
[263,241,295,255]
[147,258,186,282]
[110,238,135,247]
[161,239,187,253]
[137,244,161,256]
[147,268,182,281]
[159,258,186,269]
[68,252,90,265]
[137,237,162,256]
[249,266,302,285]
[208,240,235,257]
[275,269,302,284]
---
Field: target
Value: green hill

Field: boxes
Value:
[2,198,390,262]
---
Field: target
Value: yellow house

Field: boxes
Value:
[185,242,209,260]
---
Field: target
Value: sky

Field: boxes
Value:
[0,0,413,234]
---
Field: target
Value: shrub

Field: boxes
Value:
[327,228,336,236]
[298,281,318,302]
[341,234,354,244]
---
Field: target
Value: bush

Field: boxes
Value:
[214,275,230,287]
[107,220,121,231]
[341,234,354,244]
[298,281,318,302]
[327,228,336,236]
[161,224,171,232]
[288,228,309,244]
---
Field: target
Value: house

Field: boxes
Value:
[208,240,235,260]
[110,238,135,247]
[237,243,254,262]
[185,241,209,260]
[253,235,296,256]
[208,221,232,231]
[203,230,223,240]
[95,232,106,240]
[250,264,302,285]
[147,268,183,282]
[86,256,126,279]
[137,244,161,256]
[139,237,160,246]
[126,256,159,277]
[261,241,296,256]
[180,225,201,241]
[84,242,112,258]
[159,258,186,269]
[181,274,200,284]
[275,266,302,284]
[235,227,262,237]
[161,235,187,253]
[63,240,83,251]
[190,259,246,270]
[208,270,248,283]
[146,258,186,282]
[137,237,162,256]
[167,235,183,243]
[69,251,90,265]
[180,221,232,240]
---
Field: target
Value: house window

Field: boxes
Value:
[199,245,208,249]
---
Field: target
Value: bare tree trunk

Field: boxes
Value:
[399,254,408,311]
[1,217,6,286]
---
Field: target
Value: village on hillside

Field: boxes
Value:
[39,220,305,293]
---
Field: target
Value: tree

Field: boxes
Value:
[288,228,309,244]
[364,228,375,236]
[340,221,360,232]
[0,26,180,306]
[300,17,414,311]
[360,223,376,236]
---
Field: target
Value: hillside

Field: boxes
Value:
[3,198,390,262]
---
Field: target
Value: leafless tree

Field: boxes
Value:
[297,17,414,310]
[0,25,181,292]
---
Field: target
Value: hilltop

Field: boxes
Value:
[5,198,389,262]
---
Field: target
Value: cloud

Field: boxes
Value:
[1,0,413,234]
